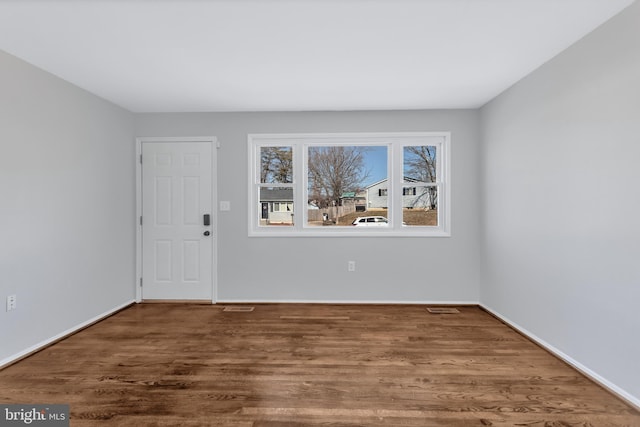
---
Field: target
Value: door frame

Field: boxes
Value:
[135,136,218,303]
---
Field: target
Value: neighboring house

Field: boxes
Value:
[260,190,332,224]
[366,177,436,209]
[260,188,293,224]
[340,191,367,212]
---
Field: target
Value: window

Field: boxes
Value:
[249,132,450,236]
[272,202,292,212]
[255,146,294,227]
[402,146,439,226]
[307,144,387,227]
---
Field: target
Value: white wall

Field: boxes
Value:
[480,1,640,404]
[0,51,136,364]
[136,110,482,303]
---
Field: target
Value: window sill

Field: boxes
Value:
[248,227,451,237]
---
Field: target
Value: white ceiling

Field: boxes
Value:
[0,0,634,113]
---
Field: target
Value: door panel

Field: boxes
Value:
[142,141,213,300]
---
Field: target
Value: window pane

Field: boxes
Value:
[403,186,438,226]
[404,146,437,183]
[259,187,294,226]
[260,146,293,183]
[403,146,438,227]
[307,145,387,226]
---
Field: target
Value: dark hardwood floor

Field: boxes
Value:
[1,304,638,426]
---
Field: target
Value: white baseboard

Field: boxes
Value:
[0,299,135,369]
[480,303,640,411]
[216,299,479,305]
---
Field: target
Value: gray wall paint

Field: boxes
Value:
[480,2,640,401]
[136,110,482,303]
[0,51,136,363]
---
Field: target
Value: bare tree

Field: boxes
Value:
[260,147,293,183]
[308,146,369,208]
[404,146,436,182]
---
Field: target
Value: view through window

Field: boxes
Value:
[258,146,294,227]
[307,145,387,227]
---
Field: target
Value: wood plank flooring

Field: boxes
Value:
[1,304,638,426]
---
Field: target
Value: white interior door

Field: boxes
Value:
[141,140,213,300]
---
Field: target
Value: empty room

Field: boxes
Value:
[1,0,639,425]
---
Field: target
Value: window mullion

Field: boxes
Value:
[294,144,304,231]
[391,142,403,229]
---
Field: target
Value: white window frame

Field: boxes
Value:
[248,132,450,237]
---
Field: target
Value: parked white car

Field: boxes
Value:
[351,216,388,226]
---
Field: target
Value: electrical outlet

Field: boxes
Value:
[348,261,356,272]
[6,295,16,311]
